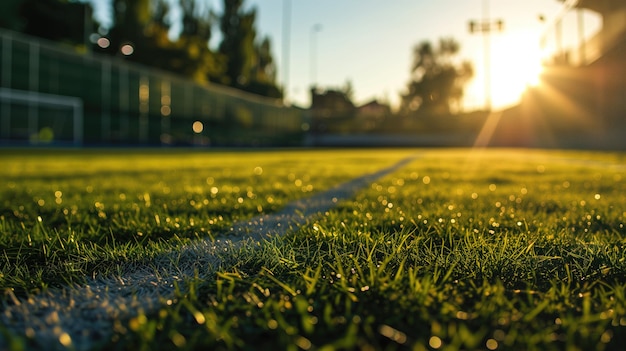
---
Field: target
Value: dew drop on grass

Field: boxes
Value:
[601,330,613,343]
[486,338,498,350]
[59,333,72,347]
[171,333,186,347]
[379,325,407,344]
[193,311,206,324]
[295,336,312,350]
[429,336,442,349]
[455,311,469,320]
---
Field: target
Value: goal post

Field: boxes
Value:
[0,87,83,146]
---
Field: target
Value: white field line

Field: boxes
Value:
[0,155,418,351]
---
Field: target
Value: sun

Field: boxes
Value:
[489,31,544,109]
[465,29,545,110]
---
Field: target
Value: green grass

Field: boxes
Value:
[2,148,626,350]
[0,149,413,295]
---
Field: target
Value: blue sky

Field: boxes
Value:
[244,0,566,110]
[92,0,582,110]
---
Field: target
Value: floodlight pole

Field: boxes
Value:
[468,0,503,112]
[282,0,291,104]
[483,0,491,112]
[310,24,322,88]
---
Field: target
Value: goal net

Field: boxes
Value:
[0,88,83,146]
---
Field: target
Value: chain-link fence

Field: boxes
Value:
[0,29,308,146]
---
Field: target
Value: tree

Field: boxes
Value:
[103,0,152,58]
[401,37,473,115]
[0,0,24,32]
[0,0,94,47]
[174,0,224,83]
[218,0,281,98]
[253,36,276,84]
[100,0,224,84]
[246,36,282,98]
[218,0,257,87]
[5,0,280,98]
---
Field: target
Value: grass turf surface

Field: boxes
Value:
[2,148,626,350]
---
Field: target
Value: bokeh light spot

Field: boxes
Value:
[97,37,110,48]
[192,121,204,133]
[429,336,442,349]
[120,44,134,56]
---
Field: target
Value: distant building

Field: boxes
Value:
[309,87,355,133]
[355,99,391,131]
[310,87,355,118]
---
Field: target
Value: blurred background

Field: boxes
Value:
[0,0,624,148]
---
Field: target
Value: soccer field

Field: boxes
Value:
[1,148,626,350]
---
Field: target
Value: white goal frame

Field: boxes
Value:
[0,87,83,145]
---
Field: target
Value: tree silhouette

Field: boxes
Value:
[103,0,153,59]
[0,0,24,32]
[218,0,281,98]
[175,0,224,83]
[401,38,473,116]
[1,0,281,98]
[0,0,92,46]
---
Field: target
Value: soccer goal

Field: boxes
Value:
[0,88,83,146]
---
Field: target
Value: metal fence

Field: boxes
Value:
[0,29,308,146]
[540,3,604,67]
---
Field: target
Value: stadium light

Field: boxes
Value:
[310,24,322,88]
[468,0,504,111]
[282,0,291,104]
